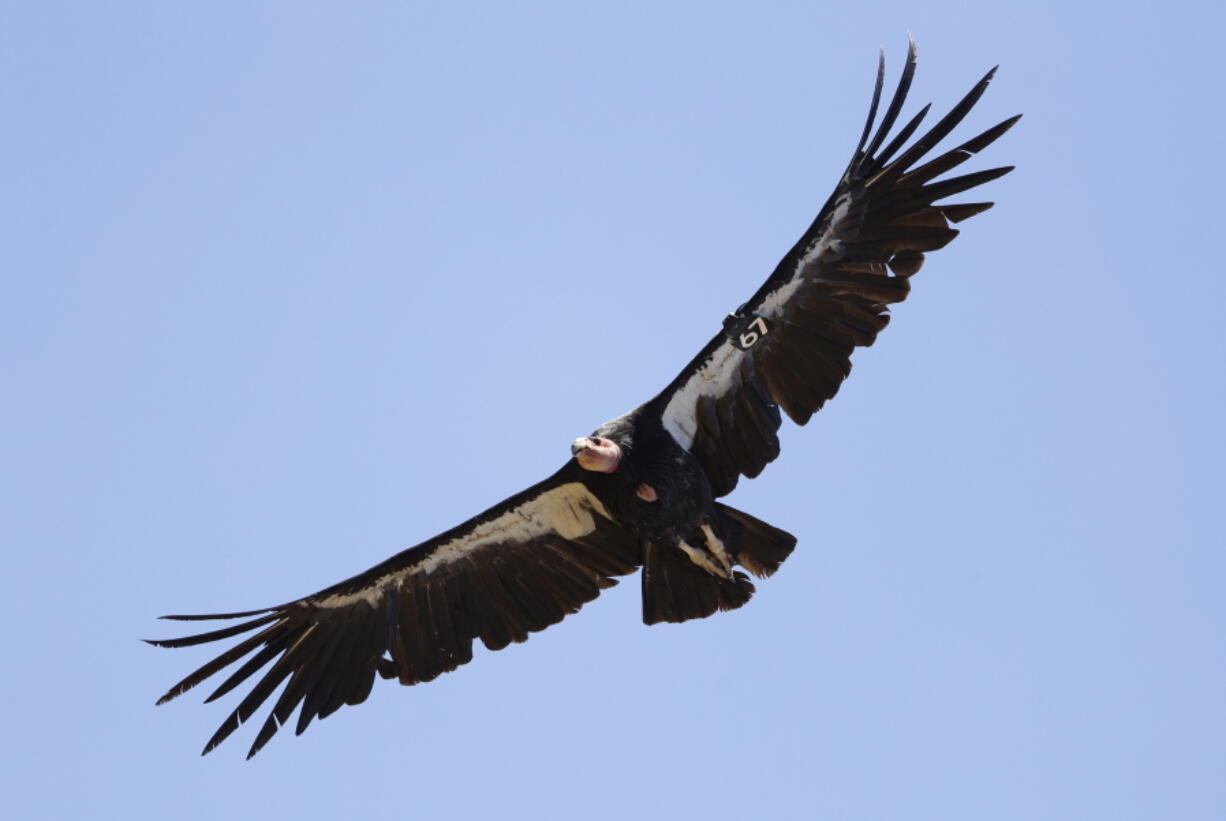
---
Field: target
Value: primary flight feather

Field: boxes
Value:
[150,40,1018,758]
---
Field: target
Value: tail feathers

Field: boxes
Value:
[641,541,755,626]
[716,503,797,579]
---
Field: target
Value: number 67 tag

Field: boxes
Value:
[722,311,772,351]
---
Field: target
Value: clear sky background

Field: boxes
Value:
[4,2,1223,819]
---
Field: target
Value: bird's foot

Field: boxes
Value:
[677,540,729,578]
[700,524,734,577]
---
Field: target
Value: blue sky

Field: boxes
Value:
[4,2,1224,819]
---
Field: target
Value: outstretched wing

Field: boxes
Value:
[148,463,639,758]
[652,40,1019,496]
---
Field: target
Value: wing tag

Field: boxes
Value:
[723,312,772,351]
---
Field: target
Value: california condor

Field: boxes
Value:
[150,40,1018,758]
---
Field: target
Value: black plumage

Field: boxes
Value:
[149,40,1018,758]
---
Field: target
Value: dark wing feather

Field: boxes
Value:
[652,38,1019,495]
[147,463,639,758]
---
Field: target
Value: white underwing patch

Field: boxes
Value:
[313,484,610,609]
[760,191,852,315]
[661,192,853,451]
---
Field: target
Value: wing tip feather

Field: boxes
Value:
[854,49,888,159]
[158,608,275,622]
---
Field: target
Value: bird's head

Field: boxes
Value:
[571,436,622,473]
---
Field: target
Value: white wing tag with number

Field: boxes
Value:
[722,312,772,351]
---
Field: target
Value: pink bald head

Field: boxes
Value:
[571,436,621,473]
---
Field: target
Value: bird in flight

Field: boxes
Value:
[150,40,1018,758]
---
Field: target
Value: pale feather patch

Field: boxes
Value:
[313,483,610,609]
[661,343,741,448]
[761,192,852,314]
[661,192,853,451]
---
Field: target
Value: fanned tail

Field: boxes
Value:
[715,503,797,579]
[640,506,795,625]
[641,541,756,626]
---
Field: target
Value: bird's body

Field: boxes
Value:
[578,407,774,613]
[150,40,1019,758]
[587,409,718,553]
